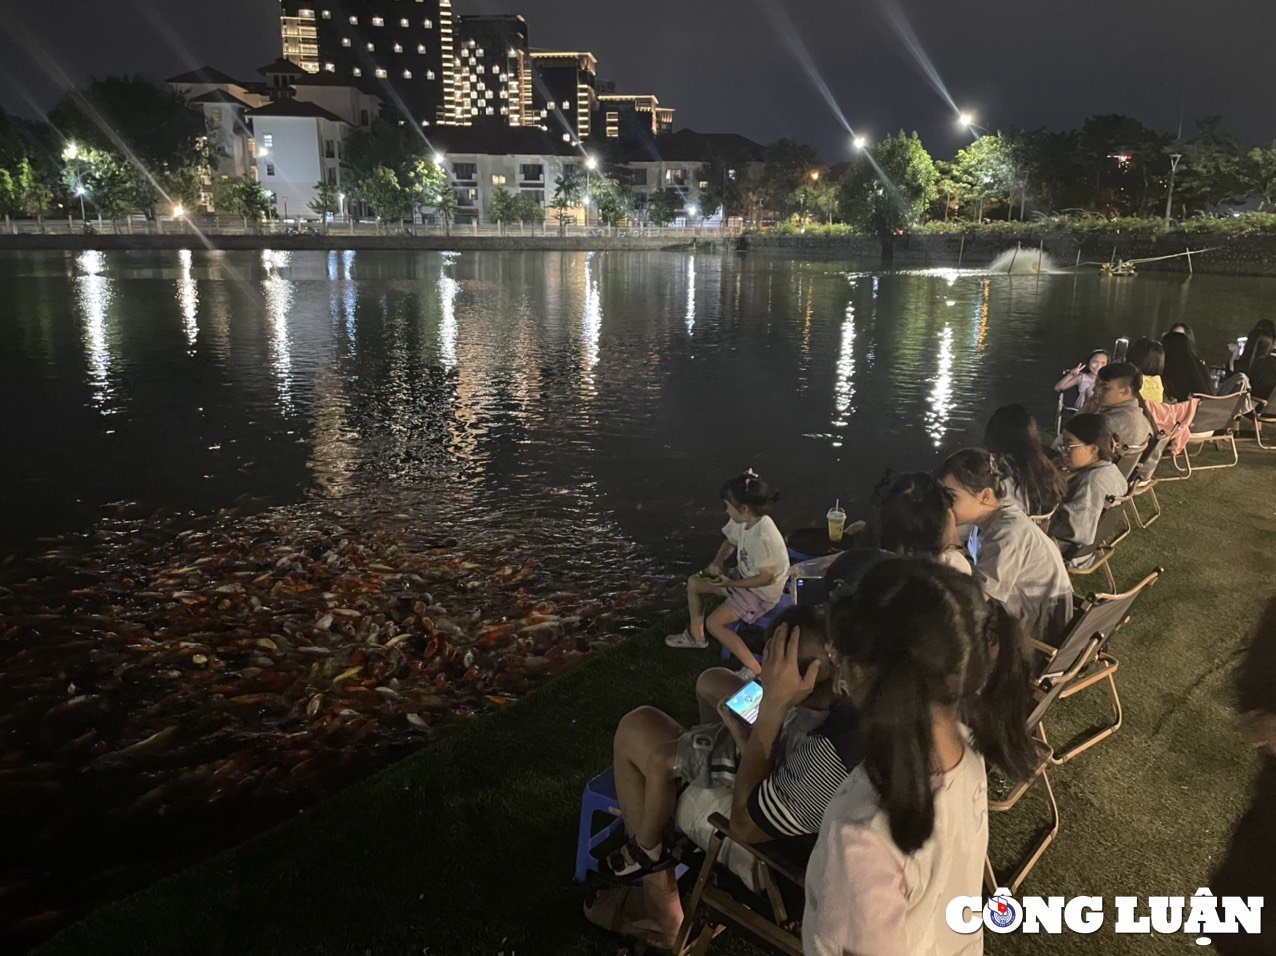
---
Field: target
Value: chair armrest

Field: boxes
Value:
[707,812,809,887]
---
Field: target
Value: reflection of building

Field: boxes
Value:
[530,51,597,143]
[452,15,531,128]
[278,0,456,127]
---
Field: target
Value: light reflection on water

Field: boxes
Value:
[5,249,1275,572]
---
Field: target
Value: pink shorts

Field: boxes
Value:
[724,587,777,624]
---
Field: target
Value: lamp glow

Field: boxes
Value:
[63,142,79,160]
[853,135,868,151]
[958,112,974,127]
[433,152,445,165]
[585,156,598,170]
[688,204,698,216]
[172,204,185,218]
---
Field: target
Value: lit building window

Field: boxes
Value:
[298,7,313,15]
[371,17,384,27]
[417,43,426,53]
[492,174,506,186]
[400,18,409,27]
[375,68,387,78]
[393,42,403,52]
[262,133,273,148]
[403,69,412,79]
[423,18,432,28]
[352,67,362,77]
[325,62,335,72]
[427,70,435,79]
[348,15,357,24]
[485,107,494,115]
[341,37,351,47]
[366,42,375,51]
[321,9,331,18]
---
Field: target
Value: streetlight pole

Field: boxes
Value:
[584,155,597,227]
[1165,153,1183,227]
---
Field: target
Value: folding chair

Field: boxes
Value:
[984,737,1058,895]
[1064,500,1132,593]
[1160,390,1250,479]
[1028,507,1055,530]
[1239,384,1276,449]
[1113,437,1150,483]
[1115,434,1170,528]
[1029,568,1161,766]
[674,812,807,956]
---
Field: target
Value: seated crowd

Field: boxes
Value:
[583,321,1266,955]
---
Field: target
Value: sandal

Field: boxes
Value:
[603,835,675,880]
[665,629,708,649]
[584,885,678,951]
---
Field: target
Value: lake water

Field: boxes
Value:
[1,248,1269,567]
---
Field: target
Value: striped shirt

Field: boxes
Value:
[747,703,863,839]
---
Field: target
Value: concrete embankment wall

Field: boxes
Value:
[0,233,731,254]
[742,232,1276,277]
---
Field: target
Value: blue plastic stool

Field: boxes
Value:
[720,592,794,661]
[575,767,625,882]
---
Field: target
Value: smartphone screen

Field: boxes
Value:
[725,680,764,725]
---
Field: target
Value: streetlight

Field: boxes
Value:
[432,152,445,166]
[1165,153,1183,226]
[63,142,79,161]
[958,112,974,128]
[852,135,868,151]
[338,192,346,220]
[584,155,598,225]
[75,185,87,221]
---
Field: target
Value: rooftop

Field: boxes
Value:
[246,99,346,123]
[620,128,765,163]
[165,66,242,86]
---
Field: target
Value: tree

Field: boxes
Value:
[215,176,272,229]
[408,158,455,233]
[648,187,680,226]
[50,75,208,219]
[1075,114,1171,215]
[1176,117,1247,214]
[549,171,583,235]
[511,192,545,224]
[838,131,937,256]
[347,165,408,231]
[309,180,339,231]
[758,138,820,220]
[488,185,517,229]
[790,175,838,225]
[588,174,632,226]
[951,134,1020,220]
[1246,142,1276,210]
[698,150,747,221]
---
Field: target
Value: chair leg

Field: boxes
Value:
[1102,560,1116,593]
[1049,665,1123,765]
[675,832,725,955]
[1190,435,1241,471]
[993,768,1060,894]
[1136,484,1162,527]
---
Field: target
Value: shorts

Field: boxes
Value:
[674,784,763,891]
[724,587,777,624]
[675,722,740,791]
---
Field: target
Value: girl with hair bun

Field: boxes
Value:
[665,469,788,675]
[936,449,1073,645]
[1049,413,1129,568]
[805,557,1037,956]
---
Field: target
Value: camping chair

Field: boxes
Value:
[1028,507,1055,530]
[673,813,807,956]
[1113,437,1150,483]
[1239,383,1276,449]
[1055,388,1079,435]
[1114,434,1170,528]
[1161,390,1250,479]
[1064,500,1131,593]
[984,736,1059,895]
[1030,568,1161,766]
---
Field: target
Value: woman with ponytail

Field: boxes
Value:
[805,558,1036,956]
[937,449,1072,645]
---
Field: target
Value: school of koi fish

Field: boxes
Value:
[0,501,653,947]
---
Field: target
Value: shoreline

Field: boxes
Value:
[6,228,1276,276]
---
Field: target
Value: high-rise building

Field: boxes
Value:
[529,51,598,143]
[452,15,532,128]
[278,0,457,127]
[596,93,675,142]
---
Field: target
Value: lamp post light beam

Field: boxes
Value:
[584,154,598,227]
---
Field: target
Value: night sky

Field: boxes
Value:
[3,0,1275,161]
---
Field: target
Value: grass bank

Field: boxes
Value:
[38,450,1276,956]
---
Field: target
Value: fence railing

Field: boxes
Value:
[0,216,744,241]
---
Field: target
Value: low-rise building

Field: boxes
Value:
[620,129,764,222]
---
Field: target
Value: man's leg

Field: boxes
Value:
[612,706,684,849]
[696,667,747,724]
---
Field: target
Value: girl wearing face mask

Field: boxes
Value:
[666,470,787,675]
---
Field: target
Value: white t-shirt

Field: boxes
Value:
[804,742,988,956]
[722,515,789,604]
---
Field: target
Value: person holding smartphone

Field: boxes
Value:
[586,607,861,950]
